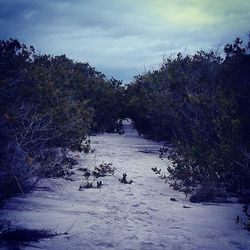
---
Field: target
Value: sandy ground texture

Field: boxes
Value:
[1,121,250,250]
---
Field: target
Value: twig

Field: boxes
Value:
[14,176,24,195]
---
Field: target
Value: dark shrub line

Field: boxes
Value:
[125,37,250,201]
[0,38,125,201]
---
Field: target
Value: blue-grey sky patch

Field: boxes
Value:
[0,0,249,82]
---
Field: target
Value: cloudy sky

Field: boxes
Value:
[0,0,249,82]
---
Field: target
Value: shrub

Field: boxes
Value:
[126,37,250,199]
[0,38,124,201]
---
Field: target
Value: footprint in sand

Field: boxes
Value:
[124,235,138,240]
[125,193,134,196]
[131,204,140,207]
[148,207,158,212]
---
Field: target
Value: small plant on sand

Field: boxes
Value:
[93,162,115,177]
[79,179,94,190]
[236,204,250,231]
[79,177,103,190]
[78,162,113,190]
[96,181,103,188]
[119,173,133,184]
[151,167,161,175]
[80,139,95,154]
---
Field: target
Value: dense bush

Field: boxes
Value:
[29,54,126,134]
[0,38,125,201]
[126,37,250,199]
[1,36,249,203]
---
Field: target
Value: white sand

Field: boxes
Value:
[1,121,249,249]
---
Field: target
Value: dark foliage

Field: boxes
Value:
[235,204,250,231]
[0,219,58,249]
[119,173,133,184]
[242,204,250,231]
[93,163,115,177]
[78,162,114,190]
[0,38,125,201]
[125,37,250,199]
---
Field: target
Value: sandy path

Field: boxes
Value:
[1,122,249,249]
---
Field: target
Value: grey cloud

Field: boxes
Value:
[0,0,249,83]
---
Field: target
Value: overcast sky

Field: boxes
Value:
[0,0,249,82]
